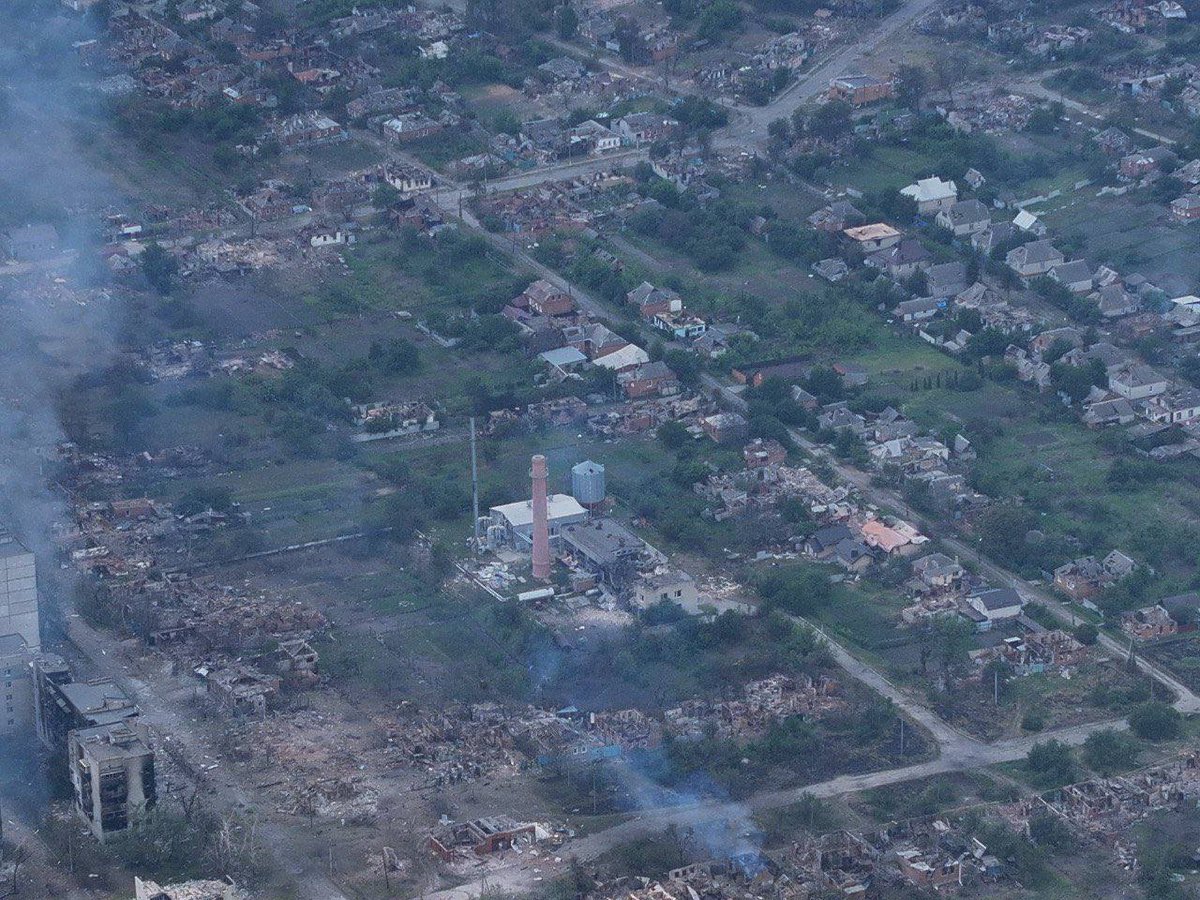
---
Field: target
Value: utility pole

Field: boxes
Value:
[470,417,480,554]
[899,718,906,755]
[993,668,999,706]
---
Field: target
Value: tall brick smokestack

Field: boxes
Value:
[530,454,551,581]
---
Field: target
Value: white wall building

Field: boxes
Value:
[0,532,38,651]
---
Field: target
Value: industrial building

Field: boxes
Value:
[69,720,156,841]
[0,530,38,651]
[560,519,664,588]
[486,494,587,548]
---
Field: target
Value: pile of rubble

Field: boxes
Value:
[234,709,385,820]
[664,674,841,743]
[587,395,709,436]
[592,811,1007,898]
[385,702,524,786]
[939,89,1036,134]
[1000,752,1200,871]
[279,775,379,822]
[695,463,852,522]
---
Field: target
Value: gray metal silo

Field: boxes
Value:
[571,460,606,510]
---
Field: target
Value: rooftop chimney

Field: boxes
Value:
[530,454,551,581]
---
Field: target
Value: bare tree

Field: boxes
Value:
[0,844,29,899]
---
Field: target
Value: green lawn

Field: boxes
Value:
[828,145,944,196]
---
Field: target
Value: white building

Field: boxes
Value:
[0,532,38,651]
[966,588,1024,628]
[488,494,588,548]
[900,176,958,214]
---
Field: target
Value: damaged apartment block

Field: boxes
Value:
[69,720,157,842]
[33,654,158,841]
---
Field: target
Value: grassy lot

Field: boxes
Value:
[404,130,489,169]
[718,177,826,223]
[966,415,1200,577]
[615,227,830,306]
[844,328,962,395]
[152,458,373,548]
[825,145,945,195]
[850,771,1017,824]
[316,578,544,703]
[322,233,522,317]
[296,139,384,177]
[461,82,546,125]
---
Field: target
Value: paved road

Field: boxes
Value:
[1009,76,1177,145]
[547,0,946,153]
[715,0,945,150]
[699,372,1200,715]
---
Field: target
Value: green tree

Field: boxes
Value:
[1082,728,1139,776]
[808,100,852,141]
[1073,622,1099,645]
[975,503,1039,570]
[1027,739,1076,786]
[768,117,791,143]
[368,338,422,375]
[1128,702,1181,742]
[895,64,927,110]
[696,0,742,41]
[657,419,689,450]
[1028,812,1074,851]
[556,4,578,39]
[141,242,178,295]
[372,182,401,209]
[1021,709,1046,732]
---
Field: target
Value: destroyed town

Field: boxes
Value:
[12,0,1200,899]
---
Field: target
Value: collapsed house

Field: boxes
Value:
[969,630,1087,675]
[198,663,282,716]
[427,816,549,861]
[1001,752,1200,870]
[664,674,841,743]
[349,399,440,440]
